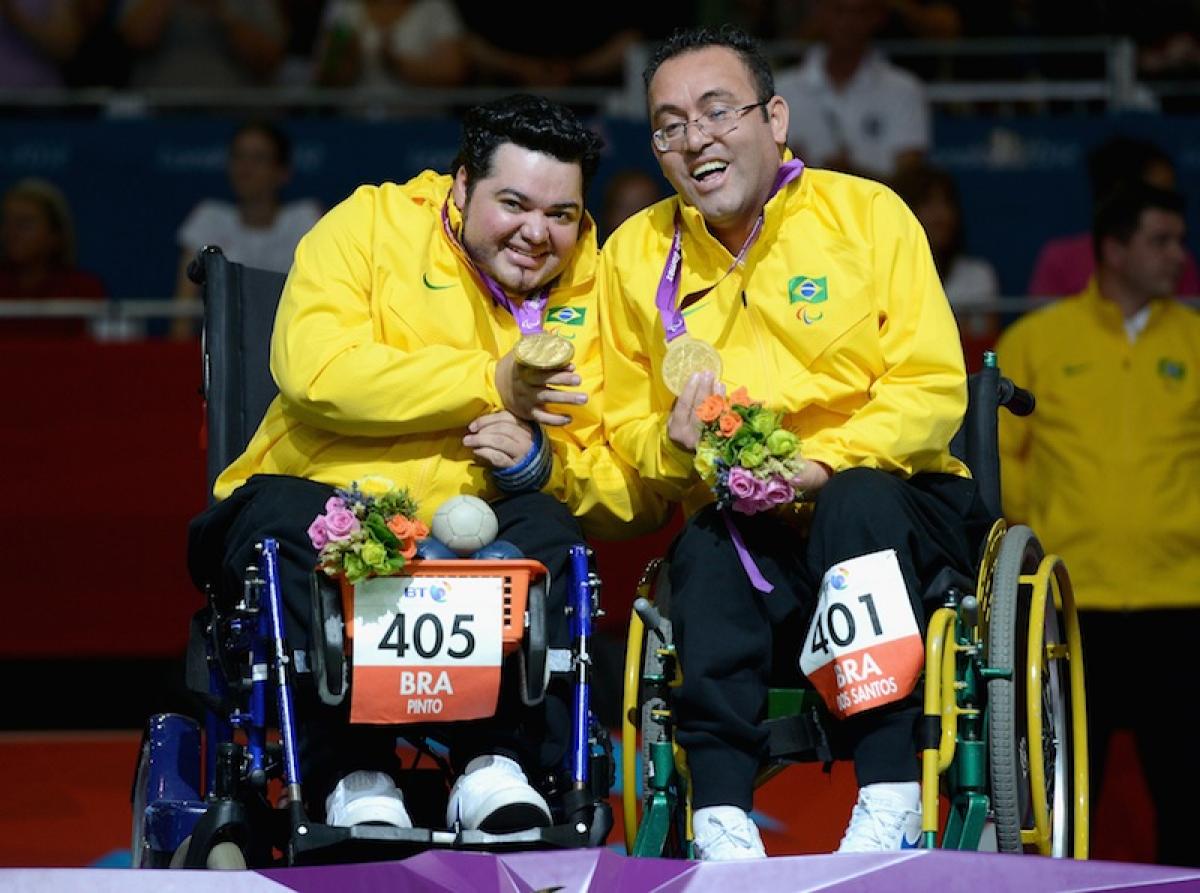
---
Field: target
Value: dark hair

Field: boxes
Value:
[231,121,292,167]
[642,25,775,105]
[1087,136,1173,202]
[890,163,963,273]
[453,94,604,197]
[1092,182,1186,263]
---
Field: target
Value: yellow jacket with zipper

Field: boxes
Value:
[216,171,666,539]
[599,165,969,516]
[997,281,1200,610]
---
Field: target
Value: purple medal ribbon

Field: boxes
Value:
[441,202,549,335]
[653,158,804,343]
[723,510,775,593]
[653,159,804,595]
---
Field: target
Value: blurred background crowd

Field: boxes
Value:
[2,0,1199,338]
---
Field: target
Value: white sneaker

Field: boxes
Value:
[325,770,413,829]
[836,782,922,852]
[692,805,767,861]
[445,754,552,831]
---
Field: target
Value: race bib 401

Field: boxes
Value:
[798,549,923,719]
[349,574,505,724]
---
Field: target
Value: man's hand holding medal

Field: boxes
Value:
[495,331,586,427]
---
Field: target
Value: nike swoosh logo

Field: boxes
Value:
[422,273,455,290]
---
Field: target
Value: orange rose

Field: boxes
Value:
[387,515,414,539]
[696,394,727,423]
[729,386,751,407]
[400,539,418,559]
[719,412,743,436]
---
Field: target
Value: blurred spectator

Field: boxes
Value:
[61,0,135,86]
[1110,1,1200,111]
[892,163,999,338]
[774,0,930,180]
[998,183,1200,868]
[118,0,286,88]
[172,121,320,338]
[0,0,88,87]
[313,0,466,88]
[877,0,961,39]
[0,177,106,337]
[455,3,673,87]
[276,0,327,86]
[1028,135,1200,298]
[599,168,663,244]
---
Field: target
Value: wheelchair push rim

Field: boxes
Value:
[987,526,1088,859]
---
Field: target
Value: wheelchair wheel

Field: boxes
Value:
[130,737,154,868]
[169,835,248,870]
[987,526,1088,857]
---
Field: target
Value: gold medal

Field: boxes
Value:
[514,331,575,370]
[662,335,722,396]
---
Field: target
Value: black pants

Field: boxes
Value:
[669,467,992,811]
[188,474,581,816]
[1081,609,1200,867]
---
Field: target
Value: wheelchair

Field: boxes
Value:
[130,246,614,869]
[621,355,1089,859]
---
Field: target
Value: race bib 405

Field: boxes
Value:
[349,574,504,724]
[798,549,923,719]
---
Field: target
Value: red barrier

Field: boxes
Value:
[0,339,208,657]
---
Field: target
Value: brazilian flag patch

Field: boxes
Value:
[788,276,827,305]
[546,305,587,326]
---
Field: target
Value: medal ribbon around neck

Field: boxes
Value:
[441,200,550,335]
[654,158,804,343]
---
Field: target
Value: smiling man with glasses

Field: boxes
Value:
[598,25,990,860]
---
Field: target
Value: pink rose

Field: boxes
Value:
[727,467,757,499]
[325,496,347,513]
[764,476,794,506]
[307,515,329,550]
[324,506,360,541]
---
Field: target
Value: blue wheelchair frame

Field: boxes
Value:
[134,540,613,867]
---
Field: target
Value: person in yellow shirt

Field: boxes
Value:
[997,183,1200,867]
[599,25,992,859]
[187,94,664,834]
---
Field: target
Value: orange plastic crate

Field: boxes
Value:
[338,559,548,655]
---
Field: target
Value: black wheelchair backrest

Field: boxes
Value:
[189,246,288,498]
[950,358,1036,521]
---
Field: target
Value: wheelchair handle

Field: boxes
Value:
[998,376,1035,417]
[633,597,668,640]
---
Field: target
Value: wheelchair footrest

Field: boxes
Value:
[289,819,595,865]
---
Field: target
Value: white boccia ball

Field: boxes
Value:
[430,495,499,556]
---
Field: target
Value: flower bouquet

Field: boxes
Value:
[307,476,428,583]
[693,387,807,515]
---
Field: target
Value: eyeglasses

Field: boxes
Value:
[651,102,767,152]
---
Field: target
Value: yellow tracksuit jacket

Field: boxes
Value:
[997,282,1200,610]
[599,166,969,516]
[216,171,665,540]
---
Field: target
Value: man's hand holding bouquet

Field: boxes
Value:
[693,387,812,514]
